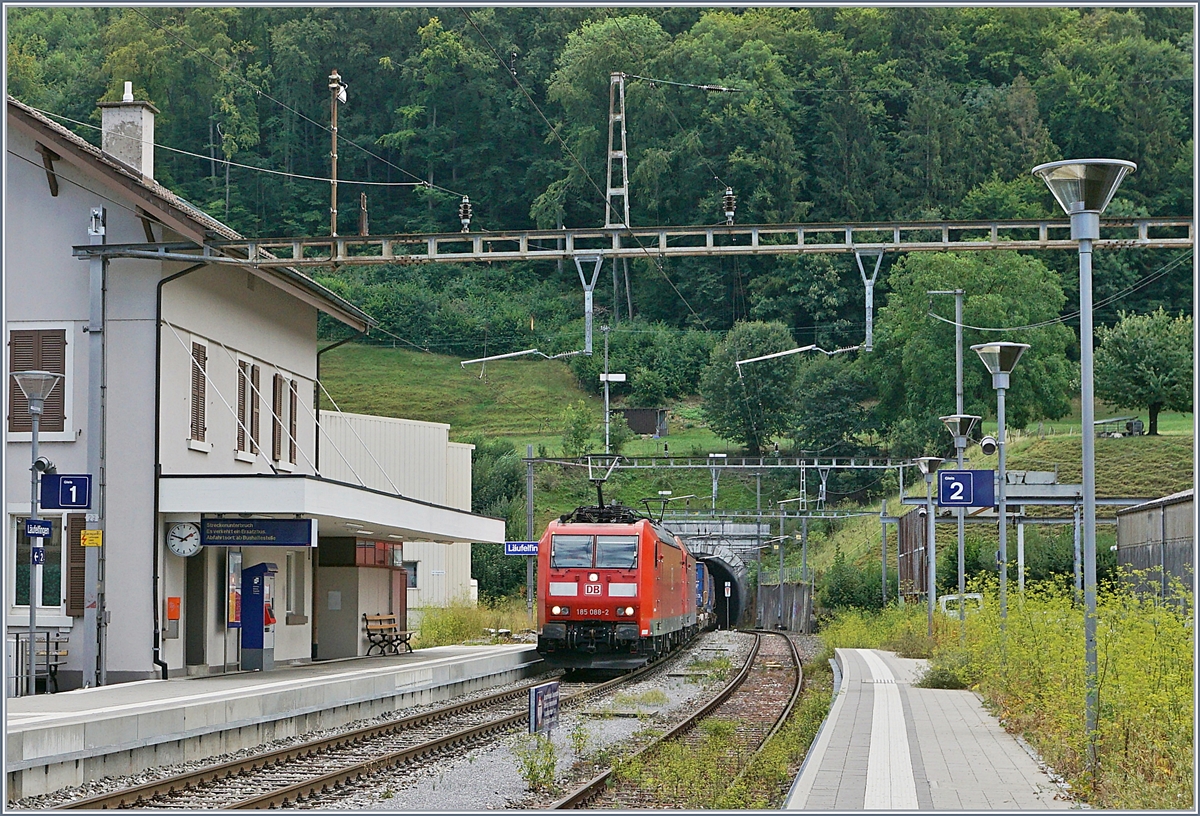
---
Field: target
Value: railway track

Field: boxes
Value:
[551,630,802,809]
[55,651,685,810]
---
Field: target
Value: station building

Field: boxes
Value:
[4,91,504,691]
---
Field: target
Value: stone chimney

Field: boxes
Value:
[98,81,159,180]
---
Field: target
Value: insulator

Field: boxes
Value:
[722,187,736,225]
[458,196,472,232]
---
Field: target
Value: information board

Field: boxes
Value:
[529,681,560,734]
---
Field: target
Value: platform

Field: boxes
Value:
[784,648,1072,810]
[5,643,540,800]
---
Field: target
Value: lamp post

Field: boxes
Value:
[940,414,980,644]
[13,370,64,695]
[599,326,626,454]
[1033,158,1135,761]
[971,342,1029,626]
[914,457,943,637]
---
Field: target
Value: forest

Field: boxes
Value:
[8,6,1194,455]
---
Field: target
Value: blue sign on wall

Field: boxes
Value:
[39,474,92,509]
[25,518,52,538]
[505,541,539,556]
[31,547,45,564]
[201,518,317,547]
[938,470,996,508]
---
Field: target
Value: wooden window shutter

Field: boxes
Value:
[65,514,87,616]
[237,362,248,451]
[288,380,298,464]
[8,329,66,433]
[272,373,283,461]
[39,331,66,432]
[250,364,260,453]
[190,342,206,441]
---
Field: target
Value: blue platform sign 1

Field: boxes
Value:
[505,541,539,556]
[39,474,92,509]
[938,470,996,508]
[25,519,53,538]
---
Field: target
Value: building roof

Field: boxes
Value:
[7,96,374,332]
[1117,488,1194,516]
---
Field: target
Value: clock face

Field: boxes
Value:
[167,522,202,557]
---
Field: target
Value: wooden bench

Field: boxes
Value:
[362,614,413,656]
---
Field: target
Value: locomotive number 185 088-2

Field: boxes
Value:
[579,608,609,616]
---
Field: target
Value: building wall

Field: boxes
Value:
[404,540,473,629]
[446,443,473,511]
[5,125,169,681]
[158,267,318,478]
[1117,493,1194,596]
[319,412,450,503]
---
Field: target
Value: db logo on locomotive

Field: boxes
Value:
[584,584,602,595]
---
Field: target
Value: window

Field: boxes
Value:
[249,364,260,452]
[237,361,249,452]
[12,514,82,610]
[8,328,67,433]
[285,551,305,617]
[596,535,638,568]
[355,540,402,568]
[272,373,284,461]
[550,535,593,568]
[189,342,206,441]
[288,379,298,464]
[402,561,418,588]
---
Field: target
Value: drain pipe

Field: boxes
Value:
[314,332,364,473]
[152,262,207,680]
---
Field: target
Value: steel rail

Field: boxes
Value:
[57,652,670,810]
[724,631,805,792]
[225,652,675,810]
[55,675,560,810]
[551,631,782,809]
[72,216,1194,268]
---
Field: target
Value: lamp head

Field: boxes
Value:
[940,414,981,440]
[979,435,998,456]
[1031,159,1136,216]
[12,370,63,412]
[914,456,944,477]
[971,341,1030,377]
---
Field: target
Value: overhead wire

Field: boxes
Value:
[926,249,1193,333]
[458,7,710,330]
[25,105,427,187]
[125,7,466,198]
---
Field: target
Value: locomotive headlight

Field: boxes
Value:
[616,607,624,616]
[625,606,635,616]
[552,606,562,615]
[588,573,599,582]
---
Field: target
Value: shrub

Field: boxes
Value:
[514,734,558,791]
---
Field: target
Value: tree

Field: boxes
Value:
[1094,309,1193,435]
[867,251,1076,456]
[790,355,878,453]
[700,321,799,454]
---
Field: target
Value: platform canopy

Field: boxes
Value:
[159,474,504,544]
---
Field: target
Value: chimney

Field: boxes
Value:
[98,81,159,180]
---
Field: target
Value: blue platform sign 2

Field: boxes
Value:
[505,541,539,556]
[25,519,52,538]
[31,547,45,564]
[39,474,92,509]
[938,470,996,508]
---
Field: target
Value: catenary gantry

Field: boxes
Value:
[74,216,1193,267]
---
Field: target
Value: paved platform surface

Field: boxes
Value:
[785,648,1073,811]
[6,643,539,797]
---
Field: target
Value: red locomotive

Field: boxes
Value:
[536,502,702,670]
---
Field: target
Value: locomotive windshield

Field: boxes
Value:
[595,535,638,568]
[550,535,593,567]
